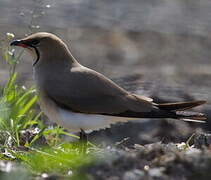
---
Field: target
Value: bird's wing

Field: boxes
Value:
[42,65,153,115]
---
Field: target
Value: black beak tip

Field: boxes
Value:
[10,40,22,46]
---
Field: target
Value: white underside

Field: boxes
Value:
[57,108,133,132]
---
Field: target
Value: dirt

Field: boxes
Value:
[81,137,211,180]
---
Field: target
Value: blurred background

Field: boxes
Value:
[0,0,210,145]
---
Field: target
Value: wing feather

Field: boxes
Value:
[42,65,153,114]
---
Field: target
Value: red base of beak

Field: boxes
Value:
[17,44,28,48]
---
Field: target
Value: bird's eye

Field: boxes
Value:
[31,39,40,46]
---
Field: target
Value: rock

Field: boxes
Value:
[148,167,165,178]
[123,169,145,180]
[194,133,211,148]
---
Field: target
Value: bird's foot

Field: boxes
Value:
[79,129,88,154]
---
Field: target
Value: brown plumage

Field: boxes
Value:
[10,32,207,132]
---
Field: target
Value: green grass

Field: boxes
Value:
[15,144,95,174]
[0,72,39,147]
[0,33,96,179]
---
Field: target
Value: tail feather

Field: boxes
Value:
[156,100,206,111]
[175,110,206,122]
[155,100,207,123]
[103,100,207,123]
[182,119,206,123]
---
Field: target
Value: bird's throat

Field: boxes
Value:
[32,46,40,66]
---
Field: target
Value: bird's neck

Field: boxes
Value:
[35,43,78,68]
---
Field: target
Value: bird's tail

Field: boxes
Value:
[108,100,206,123]
[154,100,206,123]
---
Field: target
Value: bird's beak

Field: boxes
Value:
[11,39,40,66]
[10,40,28,48]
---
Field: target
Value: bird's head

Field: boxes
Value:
[10,32,72,66]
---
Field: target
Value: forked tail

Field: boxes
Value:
[154,100,206,123]
[105,100,206,123]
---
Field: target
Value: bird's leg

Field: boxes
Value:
[79,129,88,154]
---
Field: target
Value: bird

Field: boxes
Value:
[10,32,206,140]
